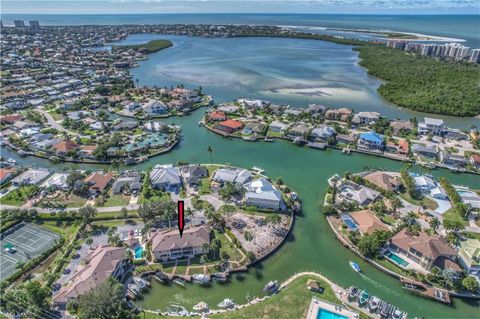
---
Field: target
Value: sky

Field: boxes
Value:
[1,0,479,14]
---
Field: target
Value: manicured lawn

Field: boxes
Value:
[199,177,211,194]
[211,275,340,319]
[381,215,396,225]
[35,220,80,238]
[215,231,244,262]
[92,218,142,228]
[443,207,468,226]
[1,185,38,206]
[101,192,131,207]
[399,193,438,210]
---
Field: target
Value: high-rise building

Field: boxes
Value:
[455,47,471,60]
[29,20,40,28]
[14,20,25,28]
[469,49,480,63]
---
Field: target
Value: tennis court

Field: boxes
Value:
[0,223,60,280]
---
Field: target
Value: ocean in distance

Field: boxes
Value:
[2,13,480,47]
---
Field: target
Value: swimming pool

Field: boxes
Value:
[385,251,409,268]
[317,309,348,319]
[341,214,358,230]
[134,246,144,259]
[457,190,477,197]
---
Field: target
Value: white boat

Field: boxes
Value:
[192,274,211,284]
[7,158,16,165]
[172,277,185,287]
[350,261,361,273]
[368,296,381,313]
[263,280,279,293]
[252,166,264,173]
[132,277,147,290]
[193,302,209,312]
[217,298,235,309]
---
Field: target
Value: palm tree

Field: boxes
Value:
[186,207,194,227]
[429,217,440,232]
[207,145,213,164]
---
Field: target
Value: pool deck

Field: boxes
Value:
[306,297,359,319]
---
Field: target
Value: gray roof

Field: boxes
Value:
[212,168,251,184]
[180,165,208,184]
[150,165,181,186]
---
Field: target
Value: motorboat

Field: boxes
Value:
[192,274,211,285]
[391,307,407,319]
[167,304,189,316]
[7,158,16,165]
[212,272,229,282]
[217,298,235,309]
[358,290,370,306]
[154,271,168,283]
[127,283,141,296]
[252,166,265,173]
[349,261,361,273]
[193,302,209,312]
[172,277,185,287]
[348,286,360,301]
[263,280,279,293]
[368,296,381,313]
[380,302,393,318]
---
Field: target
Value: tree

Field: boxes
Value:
[443,219,464,232]
[76,277,138,319]
[244,231,253,241]
[357,230,391,258]
[67,299,79,315]
[78,204,97,225]
[86,237,93,246]
[462,276,479,293]
[221,251,230,261]
[121,206,129,220]
[2,281,51,317]
[429,217,440,231]
[246,251,256,262]
[455,203,472,219]
[207,145,213,164]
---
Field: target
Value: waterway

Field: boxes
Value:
[2,31,480,318]
[4,108,480,318]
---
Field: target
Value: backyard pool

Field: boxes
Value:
[385,251,409,268]
[134,246,144,259]
[341,214,358,231]
[317,309,348,319]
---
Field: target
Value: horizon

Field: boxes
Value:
[2,0,479,15]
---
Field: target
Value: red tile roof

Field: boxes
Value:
[209,110,227,121]
[218,119,244,130]
[471,154,480,164]
[84,172,113,192]
[52,140,79,153]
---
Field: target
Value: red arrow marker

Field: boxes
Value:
[178,200,185,237]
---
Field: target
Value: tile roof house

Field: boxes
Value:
[325,108,352,121]
[150,225,211,262]
[52,245,129,308]
[349,209,389,235]
[470,154,480,170]
[389,229,460,272]
[458,239,480,275]
[0,168,14,184]
[52,140,79,154]
[83,172,113,195]
[215,119,244,134]
[208,110,227,121]
[364,171,402,192]
[149,164,181,190]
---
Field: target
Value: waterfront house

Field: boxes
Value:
[458,239,480,275]
[412,174,436,193]
[243,122,266,135]
[288,123,311,138]
[0,168,14,184]
[311,125,336,141]
[143,99,167,115]
[390,120,414,135]
[214,119,244,134]
[349,209,389,235]
[52,245,129,309]
[445,129,469,141]
[439,151,468,168]
[418,117,445,136]
[411,144,438,159]
[212,167,252,185]
[40,172,70,191]
[208,110,227,122]
[11,168,50,187]
[111,171,142,194]
[352,111,380,126]
[112,121,138,131]
[52,140,79,155]
[357,131,385,152]
[237,98,270,110]
[84,172,113,196]
[124,101,141,113]
[325,108,352,122]
[336,180,380,206]
[336,133,358,145]
[389,229,460,272]
[305,104,326,114]
[243,178,284,211]
[217,104,240,113]
[180,165,208,186]
[149,164,181,191]
[269,121,289,133]
[150,225,211,262]
[363,171,402,192]
[470,154,480,170]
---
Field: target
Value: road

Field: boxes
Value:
[37,107,67,132]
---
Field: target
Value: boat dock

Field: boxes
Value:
[400,278,451,304]
[307,142,327,150]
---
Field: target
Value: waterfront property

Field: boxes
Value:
[212,167,252,185]
[11,168,50,187]
[52,245,130,309]
[149,164,181,191]
[243,178,284,211]
[388,229,461,272]
[111,171,142,194]
[349,209,389,235]
[336,180,381,206]
[363,171,402,192]
[149,225,211,262]
[306,297,358,319]
[458,239,480,276]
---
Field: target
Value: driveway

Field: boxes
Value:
[430,198,452,214]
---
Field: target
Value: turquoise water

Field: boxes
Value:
[385,251,409,268]
[317,308,348,319]
[134,246,144,259]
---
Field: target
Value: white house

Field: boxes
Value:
[269,121,289,133]
[150,164,181,190]
[143,100,167,115]
[311,125,336,141]
[243,178,284,211]
[418,117,445,136]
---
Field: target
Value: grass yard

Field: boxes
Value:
[399,192,438,210]
[381,215,396,225]
[215,230,244,262]
[1,185,39,206]
[199,177,211,194]
[211,275,340,319]
[100,192,131,207]
[92,218,142,228]
[443,207,468,226]
[35,220,80,238]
